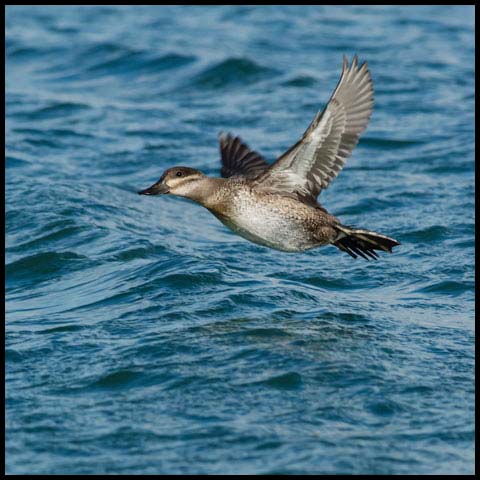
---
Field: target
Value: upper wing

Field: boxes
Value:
[219,133,270,178]
[254,55,373,202]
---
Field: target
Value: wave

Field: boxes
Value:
[361,137,425,149]
[401,225,449,243]
[414,280,474,296]
[189,57,277,89]
[6,251,90,287]
[19,102,90,120]
[84,51,196,76]
[89,369,144,390]
[239,371,303,390]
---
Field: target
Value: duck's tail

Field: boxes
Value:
[333,224,400,260]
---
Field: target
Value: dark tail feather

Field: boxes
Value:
[333,225,400,261]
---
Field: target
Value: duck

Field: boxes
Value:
[139,55,400,260]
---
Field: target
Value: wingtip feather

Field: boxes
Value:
[352,53,358,69]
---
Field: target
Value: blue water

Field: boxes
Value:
[5,5,475,475]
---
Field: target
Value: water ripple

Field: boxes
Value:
[6,4,474,476]
[189,57,277,89]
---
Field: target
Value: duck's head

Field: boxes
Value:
[138,166,207,199]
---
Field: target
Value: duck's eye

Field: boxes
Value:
[176,171,183,177]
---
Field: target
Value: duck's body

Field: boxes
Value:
[201,177,337,252]
[139,55,400,260]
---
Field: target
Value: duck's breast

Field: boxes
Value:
[213,191,322,252]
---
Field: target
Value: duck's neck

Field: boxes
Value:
[180,176,227,209]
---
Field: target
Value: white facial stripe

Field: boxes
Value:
[167,174,202,189]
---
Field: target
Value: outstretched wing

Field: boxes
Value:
[255,55,373,202]
[219,133,270,178]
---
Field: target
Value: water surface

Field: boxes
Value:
[6,5,475,474]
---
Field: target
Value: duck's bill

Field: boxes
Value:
[138,183,170,195]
